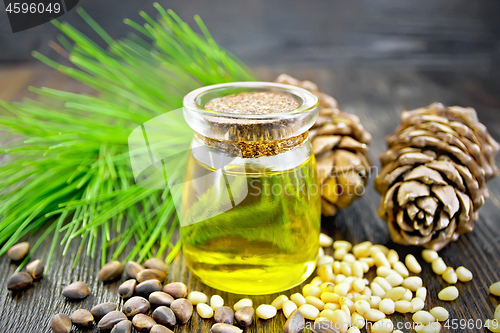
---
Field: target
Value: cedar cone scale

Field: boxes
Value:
[375,103,499,250]
[275,74,372,216]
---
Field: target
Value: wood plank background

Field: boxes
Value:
[0,64,499,332]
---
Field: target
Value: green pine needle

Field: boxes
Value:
[0,4,255,269]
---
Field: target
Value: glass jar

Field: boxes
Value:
[181,82,321,295]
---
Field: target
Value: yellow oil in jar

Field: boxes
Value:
[181,153,321,295]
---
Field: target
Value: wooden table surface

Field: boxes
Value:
[1,64,500,333]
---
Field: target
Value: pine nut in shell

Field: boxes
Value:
[430,307,449,321]
[150,325,173,333]
[163,282,188,299]
[132,313,156,332]
[123,297,151,317]
[125,261,144,279]
[7,272,33,291]
[210,323,243,333]
[98,260,123,281]
[135,279,162,297]
[210,295,224,310]
[143,258,168,272]
[136,269,166,283]
[283,309,305,333]
[438,286,459,301]
[170,298,193,324]
[152,306,176,326]
[456,266,473,282]
[214,306,234,325]
[91,302,118,319]
[490,281,500,296]
[235,306,254,326]
[111,320,133,333]
[50,313,72,333]
[118,279,136,298]
[98,311,127,330]
[405,254,422,274]
[233,298,252,311]
[26,259,44,279]
[413,310,435,325]
[7,242,29,261]
[197,303,215,319]
[271,295,288,309]
[70,309,94,327]
[62,281,90,300]
[149,291,174,307]
[283,300,298,318]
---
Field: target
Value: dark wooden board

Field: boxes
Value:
[1,64,500,333]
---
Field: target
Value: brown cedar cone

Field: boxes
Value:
[375,102,499,250]
[275,74,372,216]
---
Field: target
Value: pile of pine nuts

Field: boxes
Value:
[302,233,475,333]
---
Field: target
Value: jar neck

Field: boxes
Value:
[195,132,308,158]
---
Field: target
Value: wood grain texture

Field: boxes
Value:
[1,64,500,332]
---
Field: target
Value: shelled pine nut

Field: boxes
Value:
[371,318,393,333]
[393,261,409,278]
[394,300,412,314]
[197,303,214,319]
[290,293,307,307]
[210,295,224,310]
[421,249,438,263]
[187,291,208,305]
[438,286,459,301]
[431,257,447,275]
[430,307,449,321]
[405,254,422,274]
[233,298,252,311]
[378,299,395,315]
[256,304,277,320]
[298,304,320,320]
[456,266,473,282]
[442,267,458,284]
[271,295,288,310]
[410,297,425,313]
[490,281,500,296]
[412,311,435,325]
[319,233,333,247]
[283,300,297,318]
[416,287,427,301]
